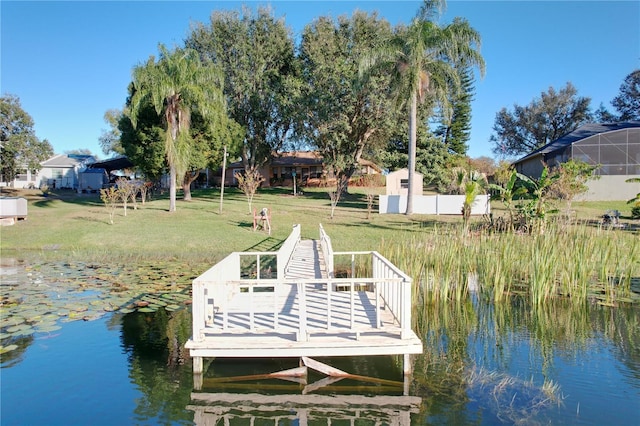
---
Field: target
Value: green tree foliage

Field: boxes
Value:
[298,10,398,202]
[454,169,488,233]
[119,87,167,183]
[612,69,640,121]
[361,0,485,214]
[127,44,229,212]
[186,7,299,175]
[491,83,592,158]
[99,109,125,156]
[489,168,528,231]
[434,66,474,156]
[416,132,450,189]
[593,103,618,123]
[548,159,599,214]
[517,167,560,234]
[0,94,53,184]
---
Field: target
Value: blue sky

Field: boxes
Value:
[2,1,638,160]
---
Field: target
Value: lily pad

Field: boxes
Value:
[0,344,19,354]
[36,324,61,333]
[6,324,31,334]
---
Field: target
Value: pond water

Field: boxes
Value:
[1,261,639,425]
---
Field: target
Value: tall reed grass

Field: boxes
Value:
[379,223,639,311]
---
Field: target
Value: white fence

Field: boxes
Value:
[379,194,491,215]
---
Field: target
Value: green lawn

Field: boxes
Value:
[1,186,634,265]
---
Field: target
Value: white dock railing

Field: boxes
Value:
[319,224,334,277]
[278,224,300,278]
[191,225,413,342]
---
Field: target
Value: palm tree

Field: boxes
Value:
[361,0,485,214]
[454,168,487,233]
[128,44,226,212]
[489,169,528,231]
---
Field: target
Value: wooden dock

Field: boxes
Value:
[186,225,423,380]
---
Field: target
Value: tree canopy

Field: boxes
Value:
[0,94,53,184]
[185,7,299,175]
[126,44,231,211]
[298,10,399,197]
[611,69,640,121]
[490,82,592,158]
[99,109,125,156]
[361,0,485,214]
[434,66,475,156]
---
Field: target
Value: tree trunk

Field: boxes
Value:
[182,171,199,201]
[406,92,417,215]
[183,183,192,201]
[169,165,177,212]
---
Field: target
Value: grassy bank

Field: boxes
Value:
[2,187,637,304]
[1,186,438,264]
[1,186,638,320]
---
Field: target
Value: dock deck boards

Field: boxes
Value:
[187,239,422,359]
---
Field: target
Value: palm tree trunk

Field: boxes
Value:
[406,92,418,215]
[169,165,177,212]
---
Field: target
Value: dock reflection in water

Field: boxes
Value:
[188,358,421,425]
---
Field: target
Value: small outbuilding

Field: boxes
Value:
[0,197,28,225]
[78,168,108,193]
[385,168,423,195]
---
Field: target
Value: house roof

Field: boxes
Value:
[271,151,323,166]
[41,154,96,168]
[514,121,640,164]
[81,168,107,174]
[227,151,382,171]
[87,156,134,172]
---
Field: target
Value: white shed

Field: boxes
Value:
[385,168,423,195]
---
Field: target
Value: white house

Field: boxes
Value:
[37,154,97,190]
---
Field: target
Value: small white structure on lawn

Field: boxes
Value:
[385,168,423,196]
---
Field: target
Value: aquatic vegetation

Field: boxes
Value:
[380,223,639,308]
[0,259,197,355]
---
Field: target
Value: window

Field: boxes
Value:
[400,179,409,189]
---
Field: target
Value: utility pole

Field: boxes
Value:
[219,145,227,214]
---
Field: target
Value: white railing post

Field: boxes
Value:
[297,282,308,341]
[401,278,412,339]
[327,278,332,329]
[192,281,206,340]
[319,224,334,278]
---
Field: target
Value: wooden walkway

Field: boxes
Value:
[186,225,423,380]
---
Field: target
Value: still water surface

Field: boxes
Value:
[1,263,639,425]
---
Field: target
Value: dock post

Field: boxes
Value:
[193,356,203,374]
[403,353,412,375]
